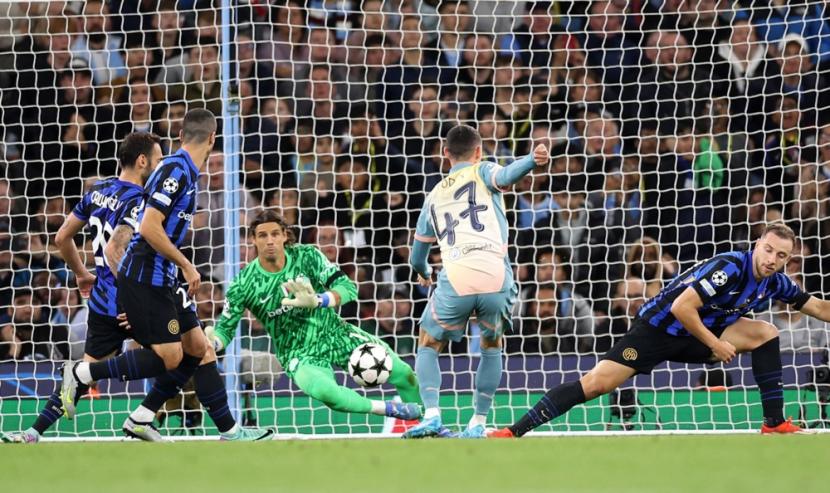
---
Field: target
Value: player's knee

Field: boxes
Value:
[757,321,779,343]
[182,328,208,359]
[156,345,183,370]
[480,336,502,350]
[580,373,617,399]
[306,380,338,408]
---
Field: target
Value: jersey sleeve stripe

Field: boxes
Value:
[151,192,172,206]
[324,270,346,288]
[414,233,437,242]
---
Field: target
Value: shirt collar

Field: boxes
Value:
[173,148,199,175]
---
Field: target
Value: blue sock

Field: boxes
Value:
[415,346,441,411]
[88,348,166,382]
[474,348,503,417]
[31,392,64,435]
[752,337,784,427]
[194,362,236,433]
[141,354,202,413]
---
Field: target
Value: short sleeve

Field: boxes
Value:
[689,258,742,303]
[414,199,436,243]
[769,272,811,310]
[71,192,93,222]
[116,194,144,230]
[478,161,507,193]
[146,163,187,217]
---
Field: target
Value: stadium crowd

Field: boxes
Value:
[2,0,830,364]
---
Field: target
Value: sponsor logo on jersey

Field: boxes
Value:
[177,211,193,221]
[266,305,294,319]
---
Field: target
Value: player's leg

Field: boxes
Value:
[292,361,374,413]
[460,285,517,438]
[720,318,802,433]
[384,348,421,406]
[126,305,273,441]
[494,360,635,438]
[62,279,183,417]
[404,284,472,438]
[491,319,668,438]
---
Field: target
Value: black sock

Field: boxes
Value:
[31,392,63,435]
[194,362,236,433]
[141,354,202,413]
[88,349,167,382]
[509,380,586,437]
[752,337,784,427]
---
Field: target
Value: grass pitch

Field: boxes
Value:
[3,434,828,493]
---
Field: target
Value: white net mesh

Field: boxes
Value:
[1,0,830,438]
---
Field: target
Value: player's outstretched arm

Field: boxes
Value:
[491,144,549,189]
[798,296,830,323]
[206,279,248,351]
[54,212,96,298]
[104,224,134,277]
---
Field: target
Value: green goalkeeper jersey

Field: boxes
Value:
[213,244,360,374]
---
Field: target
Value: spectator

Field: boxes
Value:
[712,18,771,140]
[103,41,156,105]
[393,84,444,192]
[70,0,127,86]
[115,79,154,138]
[193,152,259,281]
[478,109,513,166]
[520,280,595,355]
[150,0,187,73]
[156,101,187,153]
[456,34,497,107]
[362,292,415,356]
[762,93,804,206]
[767,34,828,128]
[625,236,677,298]
[581,110,623,192]
[753,0,830,65]
[165,38,222,117]
[296,63,349,137]
[241,82,296,195]
[502,0,561,68]
[582,0,638,86]
[1,288,68,361]
[678,0,732,64]
[594,276,647,352]
[429,0,472,75]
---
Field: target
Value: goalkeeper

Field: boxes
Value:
[205,210,422,421]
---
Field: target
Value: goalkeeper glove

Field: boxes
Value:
[204,325,224,352]
[281,277,333,308]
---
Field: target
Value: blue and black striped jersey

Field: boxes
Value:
[119,149,199,287]
[71,178,144,317]
[638,250,811,336]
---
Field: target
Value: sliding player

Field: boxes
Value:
[205,210,422,421]
[491,223,822,437]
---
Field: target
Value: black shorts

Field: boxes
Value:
[84,311,132,359]
[601,318,716,374]
[116,274,200,347]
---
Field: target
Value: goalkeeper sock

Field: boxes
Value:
[137,354,202,415]
[752,337,785,427]
[84,349,167,383]
[509,380,586,437]
[415,346,441,413]
[194,362,236,433]
[474,347,502,418]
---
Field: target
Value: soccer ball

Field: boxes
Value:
[348,343,392,387]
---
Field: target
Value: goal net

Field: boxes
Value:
[1,0,829,439]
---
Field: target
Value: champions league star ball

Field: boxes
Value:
[348,343,392,387]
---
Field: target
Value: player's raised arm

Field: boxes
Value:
[54,212,95,298]
[481,144,549,192]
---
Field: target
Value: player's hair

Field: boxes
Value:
[248,209,297,246]
[117,132,161,169]
[762,222,796,244]
[181,108,217,144]
[445,124,481,160]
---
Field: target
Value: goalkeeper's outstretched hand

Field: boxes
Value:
[281,278,319,308]
[204,325,224,352]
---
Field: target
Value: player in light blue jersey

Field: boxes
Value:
[404,124,549,438]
